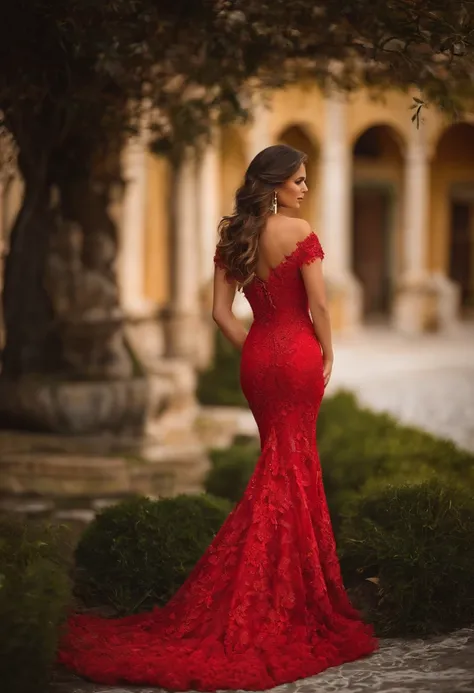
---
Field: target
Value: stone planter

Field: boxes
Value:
[0,375,149,435]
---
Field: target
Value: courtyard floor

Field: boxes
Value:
[328,321,474,452]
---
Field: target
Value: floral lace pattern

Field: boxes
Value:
[58,232,378,691]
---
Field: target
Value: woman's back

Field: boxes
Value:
[255,215,312,281]
[238,222,325,428]
[242,218,325,327]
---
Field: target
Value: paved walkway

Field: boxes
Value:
[328,323,474,452]
[54,628,474,693]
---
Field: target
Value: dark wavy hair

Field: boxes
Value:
[216,144,307,286]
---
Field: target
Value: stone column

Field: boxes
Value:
[197,131,221,286]
[393,128,459,334]
[167,150,201,361]
[246,98,271,163]
[118,135,167,369]
[320,94,362,333]
[196,133,222,366]
[118,135,153,315]
[402,126,430,285]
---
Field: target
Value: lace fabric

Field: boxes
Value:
[58,232,378,691]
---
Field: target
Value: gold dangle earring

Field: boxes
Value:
[272,191,278,214]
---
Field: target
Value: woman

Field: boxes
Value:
[58,144,377,691]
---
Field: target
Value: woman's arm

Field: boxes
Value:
[212,267,248,351]
[300,260,334,387]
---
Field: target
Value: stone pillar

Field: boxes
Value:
[167,150,201,361]
[393,128,459,334]
[402,126,430,285]
[247,98,272,163]
[320,94,362,333]
[197,132,221,286]
[196,133,222,366]
[118,136,154,315]
[118,135,167,369]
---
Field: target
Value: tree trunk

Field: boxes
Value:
[0,124,148,433]
[44,173,134,381]
[1,163,59,376]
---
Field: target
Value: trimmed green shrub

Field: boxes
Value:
[339,480,474,636]
[197,329,247,407]
[75,493,232,615]
[0,518,72,693]
[205,440,259,503]
[317,391,474,525]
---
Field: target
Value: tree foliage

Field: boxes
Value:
[1,0,473,159]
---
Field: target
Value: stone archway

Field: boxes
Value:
[351,124,404,320]
[432,123,474,317]
[277,125,319,229]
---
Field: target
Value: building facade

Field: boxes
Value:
[2,85,474,370]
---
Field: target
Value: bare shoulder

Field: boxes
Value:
[292,218,313,242]
[276,217,313,253]
[261,216,314,260]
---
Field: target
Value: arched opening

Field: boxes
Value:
[432,123,474,316]
[277,125,319,230]
[351,125,404,320]
[220,126,247,218]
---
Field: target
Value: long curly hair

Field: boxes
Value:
[216,144,307,287]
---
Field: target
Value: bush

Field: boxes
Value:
[75,494,232,615]
[0,518,72,693]
[205,439,259,503]
[197,329,247,407]
[339,480,474,637]
[317,391,474,525]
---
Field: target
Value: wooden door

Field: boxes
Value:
[352,187,391,316]
[450,201,473,308]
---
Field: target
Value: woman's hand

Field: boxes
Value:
[323,354,333,388]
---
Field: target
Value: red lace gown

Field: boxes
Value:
[58,232,378,691]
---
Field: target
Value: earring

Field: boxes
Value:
[272,191,278,214]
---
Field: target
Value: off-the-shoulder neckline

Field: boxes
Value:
[254,231,318,285]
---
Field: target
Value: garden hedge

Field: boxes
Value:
[75,493,232,615]
[317,391,473,527]
[339,479,474,637]
[0,518,72,693]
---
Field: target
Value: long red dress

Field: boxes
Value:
[58,232,378,691]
